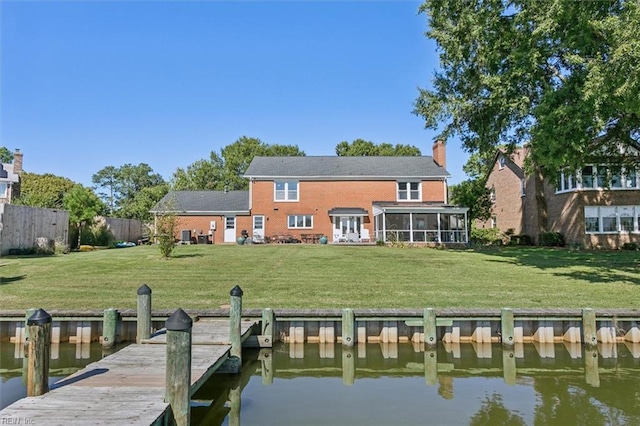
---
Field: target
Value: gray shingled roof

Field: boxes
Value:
[151,191,249,214]
[244,156,449,179]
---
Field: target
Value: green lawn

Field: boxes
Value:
[0,244,638,311]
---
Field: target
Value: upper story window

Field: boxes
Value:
[556,165,640,193]
[520,179,526,197]
[0,183,7,198]
[499,155,506,170]
[490,187,496,203]
[397,182,420,201]
[274,180,298,201]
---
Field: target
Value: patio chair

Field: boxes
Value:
[360,229,371,243]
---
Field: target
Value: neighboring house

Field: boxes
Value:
[0,149,23,204]
[152,141,469,244]
[478,145,640,248]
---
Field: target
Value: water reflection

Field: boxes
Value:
[0,341,117,410]
[192,342,640,426]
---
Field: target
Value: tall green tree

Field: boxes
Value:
[449,179,492,223]
[118,183,170,222]
[14,172,77,209]
[91,166,119,215]
[92,163,166,219]
[335,139,422,156]
[0,147,13,163]
[172,136,305,191]
[414,0,640,178]
[63,185,106,248]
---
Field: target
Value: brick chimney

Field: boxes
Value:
[13,149,23,174]
[432,140,446,169]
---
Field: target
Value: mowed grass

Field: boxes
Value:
[0,244,639,311]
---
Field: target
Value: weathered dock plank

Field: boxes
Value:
[0,319,256,425]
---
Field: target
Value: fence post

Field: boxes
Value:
[165,308,193,426]
[27,309,52,396]
[102,308,119,349]
[230,286,243,367]
[342,308,355,347]
[137,284,152,343]
[424,308,437,346]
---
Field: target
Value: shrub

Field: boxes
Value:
[511,234,533,246]
[471,227,503,246]
[621,242,638,251]
[538,232,565,247]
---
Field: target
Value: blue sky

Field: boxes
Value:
[1,1,470,187]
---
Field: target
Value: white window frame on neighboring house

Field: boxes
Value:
[397,181,421,201]
[0,183,8,198]
[274,180,299,202]
[499,155,506,170]
[557,165,640,193]
[584,205,640,234]
[288,215,313,229]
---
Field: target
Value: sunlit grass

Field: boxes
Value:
[0,245,638,310]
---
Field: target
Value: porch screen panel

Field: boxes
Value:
[385,213,410,242]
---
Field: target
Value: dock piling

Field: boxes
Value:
[165,308,193,426]
[102,308,118,349]
[582,308,598,346]
[27,309,52,396]
[342,308,355,347]
[137,284,152,343]
[424,308,437,346]
[501,308,515,347]
[230,285,244,367]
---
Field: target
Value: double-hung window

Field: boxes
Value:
[397,182,420,201]
[274,180,298,201]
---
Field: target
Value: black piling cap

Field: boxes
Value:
[27,309,52,326]
[166,308,193,331]
[230,285,244,297]
[137,284,152,295]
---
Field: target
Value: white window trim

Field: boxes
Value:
[498,155,506,170]
[397,181,421,202]
[556,165,640,194]
[584,205,640,234]
[287,214,313,229]
[274,180,299,202]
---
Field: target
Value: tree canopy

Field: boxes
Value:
[172,136,305,191]
[92,163,166,220]
[63,185,106,248]
[14,172,78,209]
[414,0,640,177]
[335,139,422,156]
[0,147,13,163]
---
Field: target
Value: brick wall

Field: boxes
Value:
[477,158,526,234]
[250,179,446,241]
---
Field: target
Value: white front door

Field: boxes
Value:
[224,216,236,243]
[253,215,265,239]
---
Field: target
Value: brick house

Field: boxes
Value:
[478,145,640,248]
[0,149,23,204]
[153,141,469,244]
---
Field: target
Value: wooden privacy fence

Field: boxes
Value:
[0,204,69,255]
[104,217,145,243]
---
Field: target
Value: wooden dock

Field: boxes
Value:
[0,318,256,426]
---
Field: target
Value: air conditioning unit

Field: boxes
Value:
[210,220,216,231]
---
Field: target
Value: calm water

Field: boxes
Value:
[2,341,639,425]
[192,342,640,426]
